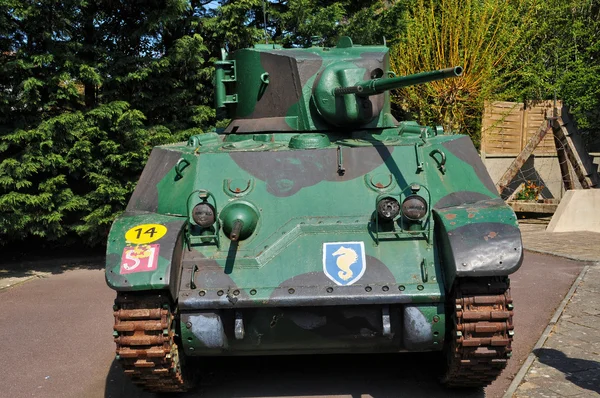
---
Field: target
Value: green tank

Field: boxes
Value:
[105,36,522,392]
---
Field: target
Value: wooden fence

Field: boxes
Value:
[481,100,562,156]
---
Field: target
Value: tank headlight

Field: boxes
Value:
[377,197,400,220]
[192,202,216,227]
[401,195,428,221]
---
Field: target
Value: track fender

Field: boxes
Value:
[433,198,523,289]
[105,212,186,299]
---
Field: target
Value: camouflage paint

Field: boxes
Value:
[105,37,522,356]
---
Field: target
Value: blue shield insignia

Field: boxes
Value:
[322,241,367,286]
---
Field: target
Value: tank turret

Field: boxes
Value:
[215,36,462,132]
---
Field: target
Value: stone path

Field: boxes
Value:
[518,223,600,262]
[511,265,600,397]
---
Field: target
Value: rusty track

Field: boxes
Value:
[442,277,514,387]
[113,293,191,392]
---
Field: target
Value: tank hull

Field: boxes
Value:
[105,36,521,392]
[179,303,445,356]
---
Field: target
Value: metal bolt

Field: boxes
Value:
[186,322,192,329]
[250,289,257,295]
[462,263,467,267]
[508,330,515,336]
[399,285,405,291]
[365,286,372,292]
[507,303,514,310]
[326,287,333,293]
[115,354,121,360]
[163,329,169,336]
[189,347,194,351]
[382,286,389,292]
[288,288,295,294]
[456,304,462,310]
[433,315,440,323]
[506,352,512,358]
[233,289,240,296]
[417,285,424,291]
[217,290,224,296]
[113,331,119,337]
[456,331,463,337]
[199,290,206,297]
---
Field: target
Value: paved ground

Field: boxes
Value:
[518,223,600,262]
[0,249,586,398]
[511,266,600,398]
[503,222,600,398]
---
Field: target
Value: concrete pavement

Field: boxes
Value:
[518,223,600,262]
[0,224,597,398]
[507,265,600,398]
[504,221,600,397]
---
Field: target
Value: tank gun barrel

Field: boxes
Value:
[334,66,463,96]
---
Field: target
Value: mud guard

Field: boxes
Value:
[433,198,523,290]
[105,212,187,300]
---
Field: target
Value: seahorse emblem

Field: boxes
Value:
[332,246,358,281]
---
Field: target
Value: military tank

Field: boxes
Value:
[105,36,522,392]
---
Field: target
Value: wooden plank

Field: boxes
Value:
[506,201,558,213]
[496,119,552,194]
[552,117,598,188]
[525,100,560,155]
[481,101,524,155]
[559,106,599,185]
[553,125,574,191]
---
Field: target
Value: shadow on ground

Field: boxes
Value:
[534,348,600,394]
[0,255,105,279]
[105,353,484,398]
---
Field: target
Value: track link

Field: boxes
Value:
[442,277,514,387]
[113,293,191,393]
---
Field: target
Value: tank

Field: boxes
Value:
[105,36,523,392]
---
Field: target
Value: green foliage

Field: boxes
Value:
[515,181,544,201]
[201,0,264,52]
[0,103,177,245]
[340,1,409,46]
[269,0,346,47]
[390,0,534,145]
[501,0,600,149]
[0,0,214,247]
[3,0,598,250]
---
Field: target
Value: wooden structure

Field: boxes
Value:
[481,101,561,156]
[482,101,599,213]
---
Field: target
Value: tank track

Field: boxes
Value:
[442,276,514,387]
[112,293,191,393]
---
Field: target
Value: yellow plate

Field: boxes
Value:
[125,224,168,244]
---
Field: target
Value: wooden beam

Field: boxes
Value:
[506,200,559,213]
[552,117,597,188]
[553,128,574,191]
[496,119,552,195]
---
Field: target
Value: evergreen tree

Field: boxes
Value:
[0,0,214,247]
[503,0,600,149]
